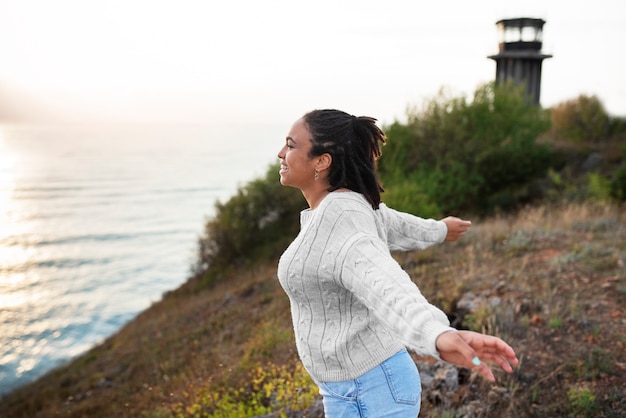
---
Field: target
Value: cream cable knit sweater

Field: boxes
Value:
[277,191,456,383]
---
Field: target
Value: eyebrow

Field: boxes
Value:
[286,136,297,145]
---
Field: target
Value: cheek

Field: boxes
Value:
[285,152,298,165]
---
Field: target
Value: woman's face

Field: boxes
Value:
[277,117,317,190]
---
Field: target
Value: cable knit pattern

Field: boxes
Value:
[277,191,455,383]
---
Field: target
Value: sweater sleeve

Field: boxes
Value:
[377,203,447,251]
[338,232,456,358]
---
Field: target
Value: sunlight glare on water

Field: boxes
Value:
[0,129,19,228]
[0,122,282,394]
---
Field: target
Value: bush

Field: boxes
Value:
[587,173,613,202]
[196,163,306,284]
[550,95,610,143]
[611,167,626,201]
[378,83,554,215]
[381,174,441,218]
[475,136,556,211]
[174,360,318,418]
[567,387,599,417]
[609,115,626,137]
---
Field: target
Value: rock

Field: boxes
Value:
[456,290,501,314]
[418,360,464,410]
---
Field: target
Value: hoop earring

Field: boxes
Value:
[314,170,319,181]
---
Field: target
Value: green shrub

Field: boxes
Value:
[379,83,553,215]
[609,115,626,137]
[587,172,613,202]
[611,167,626,201]
[196,163,306,284]
[475,137,554,211]
[381,173,440,218]
[567,387,599,417]
[174,361,318,418]
[550,95,610,143]
[419,161,484,214]
[378,121,418,179]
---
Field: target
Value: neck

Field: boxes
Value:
[302,185,330,210]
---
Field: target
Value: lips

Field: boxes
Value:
[279,163,288,174]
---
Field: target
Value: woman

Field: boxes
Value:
[276,109,518,417]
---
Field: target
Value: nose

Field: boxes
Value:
[277,145,286,159]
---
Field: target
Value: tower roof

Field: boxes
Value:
[496,17,546,28]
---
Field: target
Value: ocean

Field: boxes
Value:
[0,122,283,395]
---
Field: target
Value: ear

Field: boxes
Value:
[316,153,332,172]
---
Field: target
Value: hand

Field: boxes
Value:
[441,216,471,241]
[435,330,519,382]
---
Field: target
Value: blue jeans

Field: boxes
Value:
[318,349,421,417]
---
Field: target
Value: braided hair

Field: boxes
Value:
[303,109,386,209]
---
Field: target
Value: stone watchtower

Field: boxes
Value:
[488,18,552,105]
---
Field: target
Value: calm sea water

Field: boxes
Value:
[0,122,282,395]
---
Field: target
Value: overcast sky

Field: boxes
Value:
[1,0,624,126]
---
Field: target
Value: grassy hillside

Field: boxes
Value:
[2,89,625,416]
[1,202,625,417]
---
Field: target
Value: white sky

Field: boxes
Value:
[0,0,625,126]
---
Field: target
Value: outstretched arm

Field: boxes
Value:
[378,204,453,251]
[435,330,519,382]
[441,216,472,241]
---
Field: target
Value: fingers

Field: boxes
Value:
[437,330,519,382]
[442,216,472,241]
[474,360,496,382]
[469,339,518,380]
[443,216,472,227]
[475,334,519,368]
[467,333,518,364]
[437,333,496,382]
[477,349,516,374]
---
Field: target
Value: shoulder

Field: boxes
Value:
[312,192,377,232]
[319,191,373,217]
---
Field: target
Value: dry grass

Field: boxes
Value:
[1,202,625,417]
[407,202,626,417]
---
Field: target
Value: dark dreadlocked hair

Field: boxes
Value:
[303,109,386,210]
